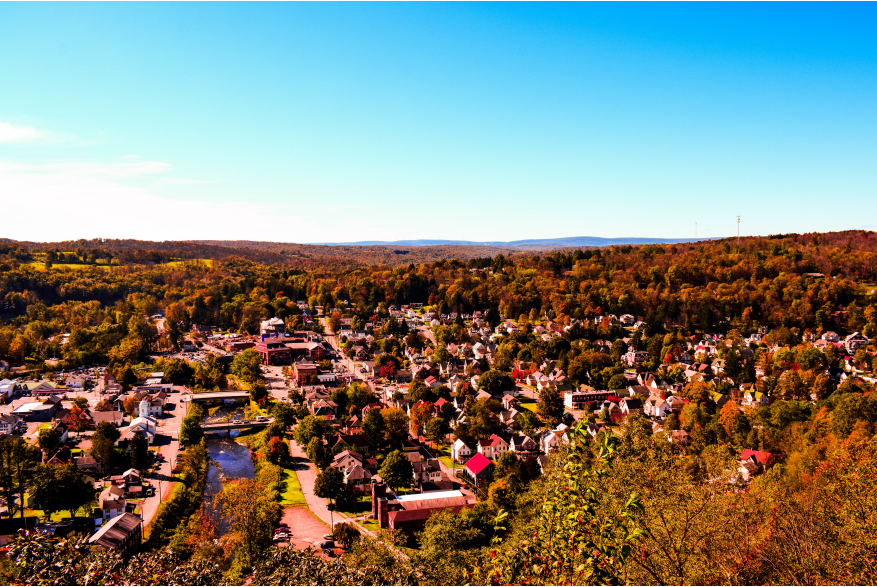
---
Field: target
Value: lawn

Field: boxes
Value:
[439,456,457,469]
[360,519,380,532]
[280,467,306,506]
[518,397,537,412]
[338,498,371,518]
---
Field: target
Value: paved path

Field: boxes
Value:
[288,439,374,537]
[289,439,335,528]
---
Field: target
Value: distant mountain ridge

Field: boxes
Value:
[316,236,703,247]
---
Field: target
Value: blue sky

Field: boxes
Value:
[1,3,875,243]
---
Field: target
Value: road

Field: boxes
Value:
[138,386,188,529]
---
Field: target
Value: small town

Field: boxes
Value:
[2,2,875,585]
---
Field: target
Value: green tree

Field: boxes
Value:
[418,507,491,555]
[269,401,296,428]
[30,464,94,519]
[478,370,516,396]
[179,405,205,447]
[91,421,121,470]
[0,437,35,519]
[306,437,329,470]
[293,415,329,448]
[314,466,344,503]
[425,417,449,446]
[249,379,268,403]
[381,408,410,445]
[362,408,386,449]
[332,522,361,548]
[130,432,150,471]
[831,394,877,439]
[607,373,628,390]
[494,451,519,479]
[231,349,263,384]
[37,428,61,457]
[378,450,414,492]
[537,385,564,427]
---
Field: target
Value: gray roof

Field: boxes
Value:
[88,513,141,549]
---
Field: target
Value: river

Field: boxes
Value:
[203,405,256,532]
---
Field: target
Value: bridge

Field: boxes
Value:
[201,417,275,432]
[187,391,251,403]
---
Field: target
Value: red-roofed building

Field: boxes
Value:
[738,449,775,481]
[463,453,495,487]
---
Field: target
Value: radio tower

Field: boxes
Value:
[737,216,740,245]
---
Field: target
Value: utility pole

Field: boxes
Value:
[737,216,741,245]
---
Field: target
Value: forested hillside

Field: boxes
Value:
[2,230,877,585]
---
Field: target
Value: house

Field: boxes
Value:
[821,331,840,343]
[75,455,104,479]
[99,485,127,519]
[0,413,23,435]
[738,449,775,481]
[643,396,670,418]
[463,453,495,487]
[343,465,373,489]
[502,394,519,411]
[627,385,652,398]
[92,410,125,427]
[450,439,472,463]
[412,458,443,485]
[331,450,367,473]
[64,375,90,391]
[563,389,614,410]
[741,391,769,408]
[477,434,508,460]
[88,513,142,557]
[509,435,538,458]
[844,332,870,353]
[329,434,371,456]
[119,415,156,445]
[292,361,319,386]
[623,351,649,367]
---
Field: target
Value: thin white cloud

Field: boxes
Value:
[0,156,321,241]
[0,122,47,143]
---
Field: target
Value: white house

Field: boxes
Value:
[643,396,670,418]
[450,439,472,463]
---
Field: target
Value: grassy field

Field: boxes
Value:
[338,498,371,518]
[360,519,380,532]
[166,259,214,268]
[518,396,537,412]
[24,258,214,271]
[280,466,306,506]
[25,261,113,271]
